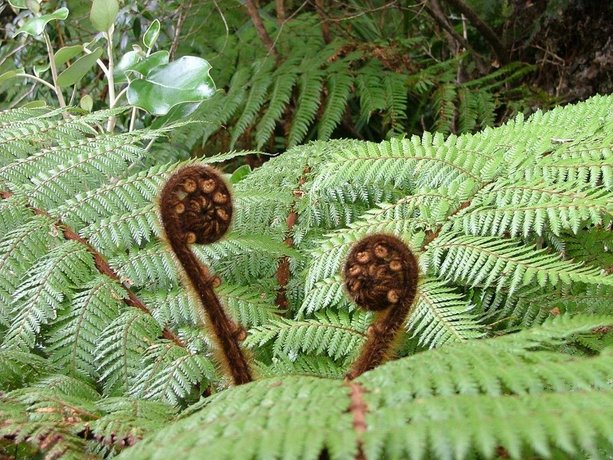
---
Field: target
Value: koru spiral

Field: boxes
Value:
[160,165,252,385]
[344,234,419,379]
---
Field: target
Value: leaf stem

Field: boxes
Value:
[43,31,66,108]
[18,73,57,92]
[105,25,117,132]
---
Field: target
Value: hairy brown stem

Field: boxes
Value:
[344,234,419,379]
[159,165,253,385]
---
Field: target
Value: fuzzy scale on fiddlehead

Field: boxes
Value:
[344,234,419,380]
[160,165,252,385]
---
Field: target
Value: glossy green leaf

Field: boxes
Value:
[90,0,119,32]
[114,51,142,83]
[0,70,23,83]
[14,7,69,37]
[8,0,28,9]
[80,95,94,112]
[127,56,215,116]
[25,0,40,14]
[22,100,46,108]
[143,19,161,50]
[33,63,49,76]
[55,45,84,68]
[57,48,103,88]
[114,50,169,84]
[150,102,200,129]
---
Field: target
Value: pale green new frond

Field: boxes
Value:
[120,316,613,460]
[3,241,95,351]
[245,310,368,360]
[426,233,611,292]
[47,275,125,380]
[364,390,611,460]
[95,309,162,395]
[118,376,357,460]
[452,179,613,237]
[410,279,484,347]
[130,342,216,407]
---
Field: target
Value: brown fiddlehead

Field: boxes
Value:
[344,234,419,380]
[160,165,253,385]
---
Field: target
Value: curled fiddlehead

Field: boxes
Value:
[160,165,252,385]
[344,234,419,380]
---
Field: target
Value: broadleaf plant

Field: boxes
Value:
[0,95,611,458]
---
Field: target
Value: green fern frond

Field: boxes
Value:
[246,310,368,360]
[288,66,325,147]
[426,232,611,292]
[255,58,300,149]
[318,67,353,140]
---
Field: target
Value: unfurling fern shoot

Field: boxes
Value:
[160,165,253,385]
[344,234,419,379]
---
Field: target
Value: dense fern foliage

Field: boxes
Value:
[172,12,539,153]
[0,95,612,458]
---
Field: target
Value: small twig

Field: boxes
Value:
[244,0,279,58]
[169,0,192,60]
[275,0,285,26]
[43,31,66,108]
[16,73,57,92]
[105,26,117,132]
[315,0,331,43]
[424,2,487,72]
[440,0,509,64]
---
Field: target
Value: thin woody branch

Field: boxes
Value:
[439,0,509,64]
[244,0,279,58]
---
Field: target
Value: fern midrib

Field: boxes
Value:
[339,155,484,183]
[67,279,109,375]
[436,239,601,277]
[416,288,466,341]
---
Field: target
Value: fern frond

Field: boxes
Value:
[426,233,611,292]
[3,241,95,351]
[452,179,612,237]
[255,58,300,149]
[130,342,216,407]
[318,68,353,140]
[246,310,368,360]
[47,275,125,380]
[410,279,484,347]
[288,66,325,147]
[96,309,162,395]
